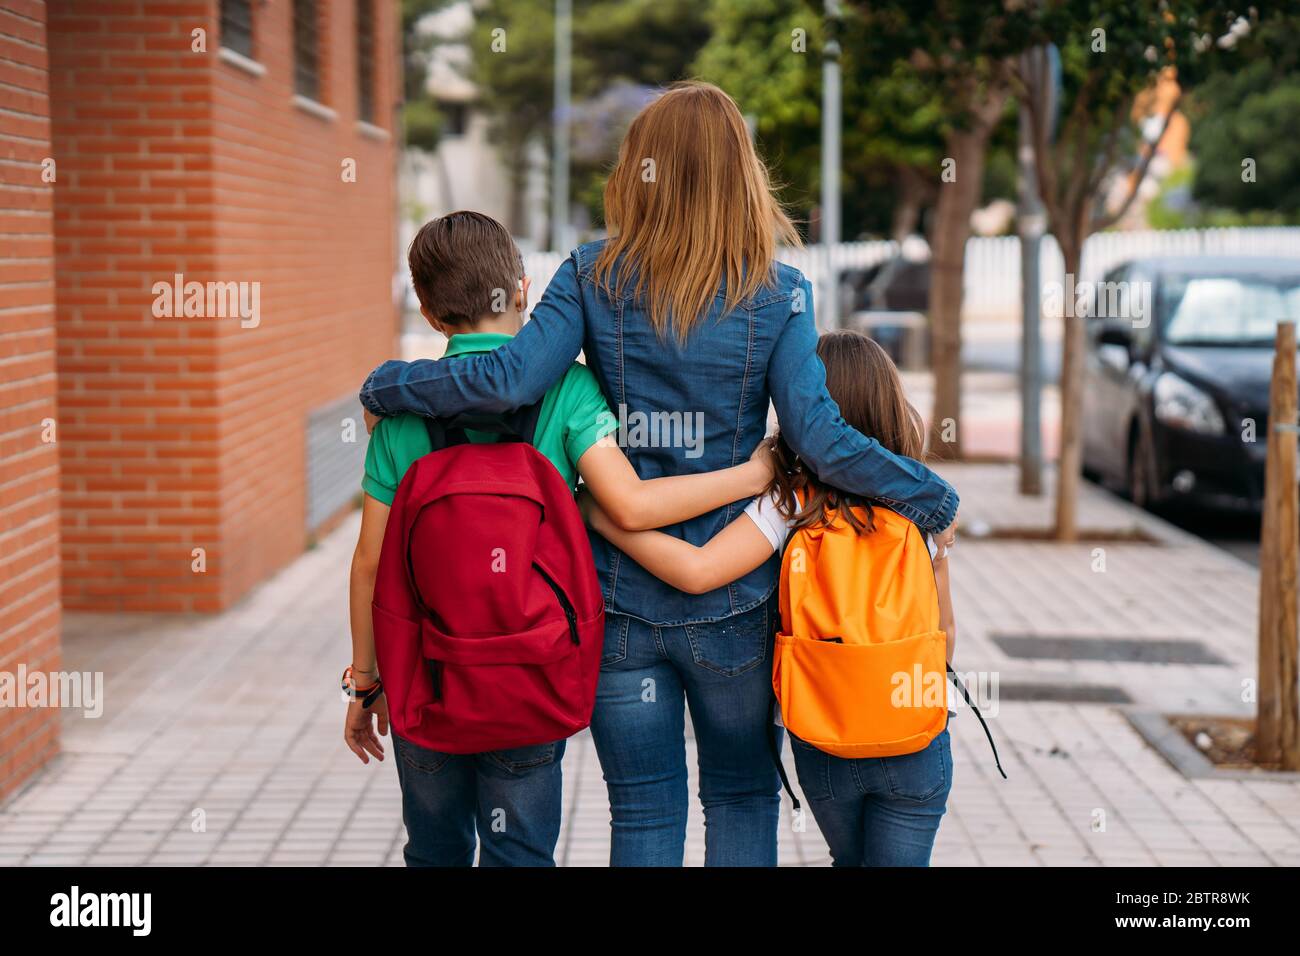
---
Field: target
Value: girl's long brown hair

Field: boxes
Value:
[593,81,800,341]
[766,330,926,535]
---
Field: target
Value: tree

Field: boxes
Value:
[696,0,953,241]
[1188,15,1300,222]
[1012,1,1253,540]
[401,0,456,151]
[850,1,1027,459]
[470,0,711,241]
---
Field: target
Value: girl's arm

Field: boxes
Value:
[575,437,772,531]
[581,491,776,594]
[359,256,584,417]
[933,551,956,664]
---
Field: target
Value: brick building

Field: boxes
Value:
[0,0,399,799]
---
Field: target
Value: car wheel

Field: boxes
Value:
[1128,421,1158,509]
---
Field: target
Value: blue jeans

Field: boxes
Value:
[391,733,566,867]
[790,729,952,867]
[589,599,782,866]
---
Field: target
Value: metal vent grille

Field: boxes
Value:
[991,634,1230,666]
[998,683,1134,704]
[305,394,367,534]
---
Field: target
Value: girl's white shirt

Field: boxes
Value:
[742,491,939,559]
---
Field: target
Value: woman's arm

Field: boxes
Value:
[934,551,956,664]
[767,277,958,537]
[359,256,585,417]
[581,492,775,594]
[575,438,772,531]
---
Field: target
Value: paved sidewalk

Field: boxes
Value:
[2,464,1299,866]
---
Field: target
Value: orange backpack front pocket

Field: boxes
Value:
[774,629,947,759]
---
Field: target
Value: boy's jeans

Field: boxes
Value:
[392,733,566,867]
[789,728,952,867]
[589,599,783,867]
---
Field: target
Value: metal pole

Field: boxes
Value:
[551,0,572,253]
[1017,51,1045,496]
[820,0,842,327]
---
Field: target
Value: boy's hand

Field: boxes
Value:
[364,409,383,435]
[344,694,389,764]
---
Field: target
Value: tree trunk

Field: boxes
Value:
[927,127,992,460]
[1053,239,1086,540]
[891,166,930,242]
[1257,321,1300,770]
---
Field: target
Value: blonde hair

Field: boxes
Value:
[593,81,800,341]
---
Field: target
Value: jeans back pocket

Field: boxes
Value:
[685,601,771,677]
[880,730,952,803]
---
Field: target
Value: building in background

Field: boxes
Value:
[399,0,547,295]
[0,0,398,799]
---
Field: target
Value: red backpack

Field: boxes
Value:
[371,404,604,754]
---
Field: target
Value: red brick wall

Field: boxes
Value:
[49,0,223,613]
[210,0,398,605]
[0,0,60,800]
[48,0,397,612]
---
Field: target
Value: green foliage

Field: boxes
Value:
[1016,0,1254,244]
[403,99,443,152]
[696,0,983,238]
[1188,38,1300,220]
[400,0,456,150]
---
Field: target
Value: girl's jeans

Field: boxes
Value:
[589,599,782,866]
[790,728,952,867]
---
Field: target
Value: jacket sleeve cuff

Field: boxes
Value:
[924,486,959,536]
[358,365,388,416]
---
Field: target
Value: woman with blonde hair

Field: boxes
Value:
[359,81,958,866]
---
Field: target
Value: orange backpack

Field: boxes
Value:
[773,503,949,760]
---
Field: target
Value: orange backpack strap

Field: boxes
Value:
[767,698,801,811]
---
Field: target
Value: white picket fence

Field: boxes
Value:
[522,227,1300,324]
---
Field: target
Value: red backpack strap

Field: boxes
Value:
[422,399,543,450]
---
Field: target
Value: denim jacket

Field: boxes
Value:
[361,240,958,626]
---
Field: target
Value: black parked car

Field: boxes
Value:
[1082,256,1300,511]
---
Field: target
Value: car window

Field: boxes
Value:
[1161,275,1300,345]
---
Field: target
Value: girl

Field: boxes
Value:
[358,82,958,867]
[581,330,957,867]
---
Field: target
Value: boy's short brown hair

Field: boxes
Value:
[407,210,524,327]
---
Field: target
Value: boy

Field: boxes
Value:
[343,211,772,866]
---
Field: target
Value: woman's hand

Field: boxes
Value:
[344,693,389,764]
[746,439,777,495]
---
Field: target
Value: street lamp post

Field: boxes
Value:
[551,0,572,253]
[820,0,842,328]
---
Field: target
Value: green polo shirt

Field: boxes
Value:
[362,332,616,505]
